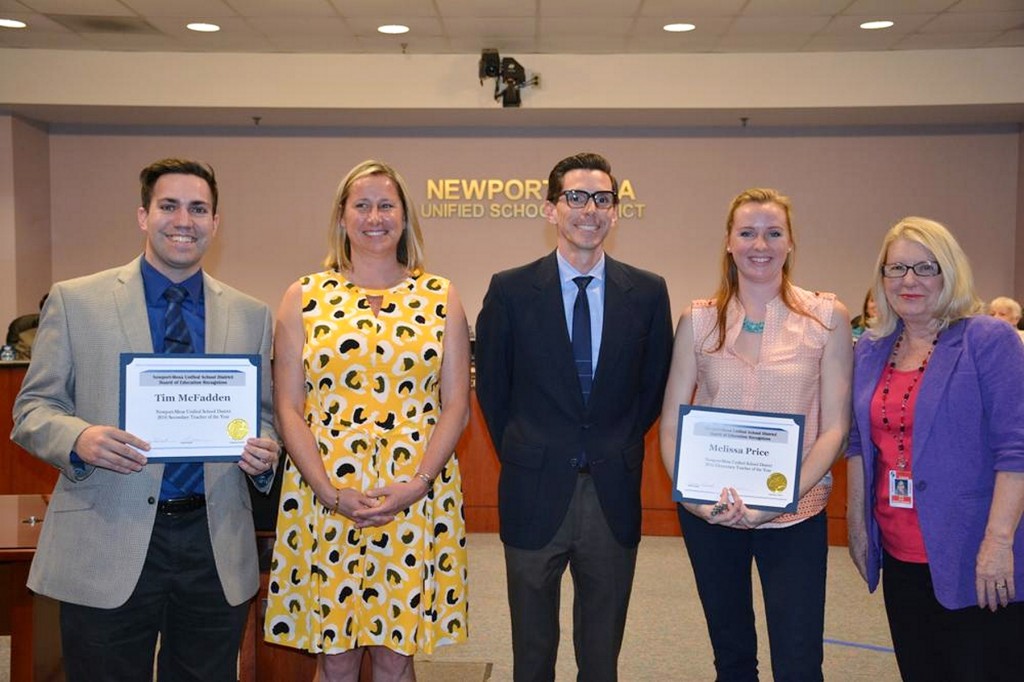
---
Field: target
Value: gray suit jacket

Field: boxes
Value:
[11,256,275,608]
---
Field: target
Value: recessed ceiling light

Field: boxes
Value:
[378,24,410,35]
[860,20,894,30]
[663,23,696,33]
[0,18,28,29]
[187,22,221,33]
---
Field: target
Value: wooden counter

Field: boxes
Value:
[0,494,62,682]
[1,364,60,496]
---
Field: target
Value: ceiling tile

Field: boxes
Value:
[948,0,1024,10]
[15,0,133,15]
[0,28,89,46]
[540,16,634,38]
[988,27,1024,45]
[714,32,813,51]
[344,15,442,36]
[539,0,642,18]
[215,0,337,18]
[729,15,832,34]
[435,0,533,19]
[638,0,746,18]
[817,14,935,34]
[633,15,732,37]
[919,10,1024,32]
[443,17,536,40]
[843,0,959,16]
[330,0,437,19]
[118,0,237,19]
[894,29,1003,47]
[802,31,905,50]
[742,0,851,17]
[245,16,352,38]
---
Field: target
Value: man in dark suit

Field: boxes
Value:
[475,152,673,681]
[12,158,279,680]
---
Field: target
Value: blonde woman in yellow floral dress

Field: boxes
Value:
[265,160,470,681]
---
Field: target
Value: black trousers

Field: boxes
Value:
[60,508,249,682]
[504,474,638,682]
[678,509,828,682]
[882,551,1024,682]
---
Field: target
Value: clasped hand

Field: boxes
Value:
[332,479,429,529]
[687,487,782,529]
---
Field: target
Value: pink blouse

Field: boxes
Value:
[691,286,836,528]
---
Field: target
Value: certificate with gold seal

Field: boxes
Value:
[119,354,262,462]
[672,405,804,513]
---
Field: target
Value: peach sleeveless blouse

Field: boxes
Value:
[690,287,836,528]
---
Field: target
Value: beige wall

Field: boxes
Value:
[0,116,51,330]
[45,127,1019,324]
[1017,131,1024,300]
[0,119,13,329]
[11,118,51,316]
[3,48,1023,114]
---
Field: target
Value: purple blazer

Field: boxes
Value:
[848,315,1024,609]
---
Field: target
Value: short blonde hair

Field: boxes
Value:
[989,296,1022,324]
[869,216,983,338]
[324,160,425,272]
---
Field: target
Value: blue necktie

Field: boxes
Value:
[572,276,594,404]
[161,285,203,496]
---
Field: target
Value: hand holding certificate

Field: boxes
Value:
[672,405,805,514]
[120,354,262,462]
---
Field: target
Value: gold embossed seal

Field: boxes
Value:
[766,472,788,493]
[227,418,249,440]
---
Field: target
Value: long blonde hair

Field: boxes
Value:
[707,188,822,352]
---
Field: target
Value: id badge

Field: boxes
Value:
[889,469,913,509]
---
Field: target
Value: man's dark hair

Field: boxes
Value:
[139,158,218,213]
[546,152,618,203]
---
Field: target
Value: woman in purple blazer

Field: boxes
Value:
[847,216,1024,681]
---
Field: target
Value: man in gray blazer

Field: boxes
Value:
[12,158,280,681]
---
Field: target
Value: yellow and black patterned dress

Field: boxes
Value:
[264,270,468,656]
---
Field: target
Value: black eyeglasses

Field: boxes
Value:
[881,261,942,278]
[558,189,617,210]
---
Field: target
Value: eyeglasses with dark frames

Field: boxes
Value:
[881,261,942,278]
[558,189,617,210]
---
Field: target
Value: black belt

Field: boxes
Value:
[577,463,591,474]
[157,494,206,515]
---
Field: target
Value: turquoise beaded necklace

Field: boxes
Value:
[741,317,764,334]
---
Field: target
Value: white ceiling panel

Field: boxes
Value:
[15,0,133,15]
[0,0,1020,54]
[920,10,1024,32]
[118,0,237,19]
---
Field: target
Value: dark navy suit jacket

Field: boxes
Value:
[475,251,673,550]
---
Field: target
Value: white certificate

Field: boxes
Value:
[120,354,262,462]
[672,405,804,512]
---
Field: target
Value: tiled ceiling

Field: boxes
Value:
[0,0,1022,54]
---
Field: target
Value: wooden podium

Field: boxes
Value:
[0,494,62,682]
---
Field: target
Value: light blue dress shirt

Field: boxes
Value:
[556,250,604,376]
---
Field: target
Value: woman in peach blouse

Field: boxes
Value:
[659,188,852,681]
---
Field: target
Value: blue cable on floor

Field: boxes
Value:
[823,638,894,653]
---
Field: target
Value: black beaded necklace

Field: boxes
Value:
[880,330,938,470]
